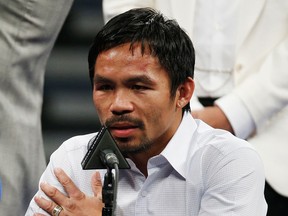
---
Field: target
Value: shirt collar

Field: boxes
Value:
[160,111,198,179]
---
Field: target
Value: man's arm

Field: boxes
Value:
[192,23,288,140]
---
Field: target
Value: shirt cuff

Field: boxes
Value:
[215,94,256,139]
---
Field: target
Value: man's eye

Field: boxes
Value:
[131,85,148,90]
[96,85,113,91]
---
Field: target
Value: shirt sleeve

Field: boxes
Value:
[215,94,256,139]
[199,146,267,215]
[228,35,288,135]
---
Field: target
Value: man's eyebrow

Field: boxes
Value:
[126,75,155,85]
[94,74,155,85]
[93,75,112,83]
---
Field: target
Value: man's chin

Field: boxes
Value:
[119,144,152,155]
[114,136,152,154]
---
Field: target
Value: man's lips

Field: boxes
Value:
[109,123,138,138]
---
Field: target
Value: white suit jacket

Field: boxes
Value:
[103,0,288,196]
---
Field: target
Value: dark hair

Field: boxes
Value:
[88,7,195,111]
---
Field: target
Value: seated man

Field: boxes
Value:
[26,8,267,216]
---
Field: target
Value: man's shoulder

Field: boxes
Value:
[189,121,263,178]
[194,120,255,155]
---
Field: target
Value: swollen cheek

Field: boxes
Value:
[93,95,105,105]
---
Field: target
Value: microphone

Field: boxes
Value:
[81,126,130,170]
[100,149,119,169]
[81,126,130,216]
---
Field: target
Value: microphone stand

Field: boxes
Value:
[102,167,114,215]
[102,162,119,216]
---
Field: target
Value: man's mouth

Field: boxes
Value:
[109,122,138,138]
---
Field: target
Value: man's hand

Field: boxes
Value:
[192,106,234,134]
[34,168,103,216]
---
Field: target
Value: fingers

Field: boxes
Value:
[39,181,69,211]
[34,195,59,215]
[34,169,105,216]
[37,168,86,213]
[91,171,103,198]
[37,171,103,215]
[54,168,85,200]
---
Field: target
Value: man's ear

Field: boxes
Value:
[176,77,194,109]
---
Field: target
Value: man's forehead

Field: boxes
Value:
[99,42,153,58]
[96,44,159,67]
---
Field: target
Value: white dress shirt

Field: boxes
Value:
[25,112,267,215]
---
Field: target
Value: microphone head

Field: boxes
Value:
[100,149,119,168]
[81,126,130,170]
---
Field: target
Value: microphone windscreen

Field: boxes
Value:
[81,126,130,170]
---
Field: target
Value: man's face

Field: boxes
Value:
[93,43,183,156]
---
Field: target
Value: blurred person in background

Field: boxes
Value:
[103,0,288,215]
[0,0,73,215]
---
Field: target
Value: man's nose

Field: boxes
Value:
[109,90,134,115]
